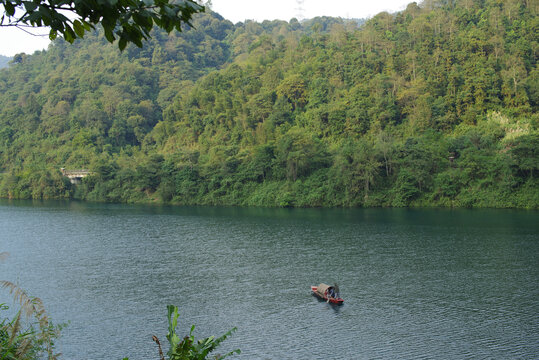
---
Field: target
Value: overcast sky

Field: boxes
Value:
[0,0,412,57]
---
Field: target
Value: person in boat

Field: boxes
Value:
[333,284,340,299]
[327,287,335,299]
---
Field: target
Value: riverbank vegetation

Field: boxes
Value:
[1,252,63,360]
[0,1,537,209]
[127,305,240,360]
[0,290,62,360]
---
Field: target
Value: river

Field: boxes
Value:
[0,200,538,359]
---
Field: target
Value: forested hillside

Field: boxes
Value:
[0,1,537,208]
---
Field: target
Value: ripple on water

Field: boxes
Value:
[0,203,537,359]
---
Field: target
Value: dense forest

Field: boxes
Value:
[0,0,537,208]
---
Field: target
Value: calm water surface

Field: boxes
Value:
[0,200,538,359]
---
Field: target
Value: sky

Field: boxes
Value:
[0,0,412,57]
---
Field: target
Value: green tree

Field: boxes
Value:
[275,127,328,181]
[508,134,539,180]
[335,139,381,201]
[0,0,204,50]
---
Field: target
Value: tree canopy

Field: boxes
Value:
[0,0,204,49]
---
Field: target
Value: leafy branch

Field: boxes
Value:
[0,0,204,49]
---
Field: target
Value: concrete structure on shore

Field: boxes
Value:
[60,168,91,184]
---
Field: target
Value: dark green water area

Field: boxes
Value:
[1,200,538,359]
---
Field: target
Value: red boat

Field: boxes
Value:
[311,283,344,304]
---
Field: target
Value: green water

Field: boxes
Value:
[0,200,538,359]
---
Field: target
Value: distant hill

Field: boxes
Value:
[0,3,537,209]
[0,55,11,68]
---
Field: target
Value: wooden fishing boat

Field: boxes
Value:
[311,283,344,304]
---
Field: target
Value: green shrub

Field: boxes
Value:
[124,305,239,360]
